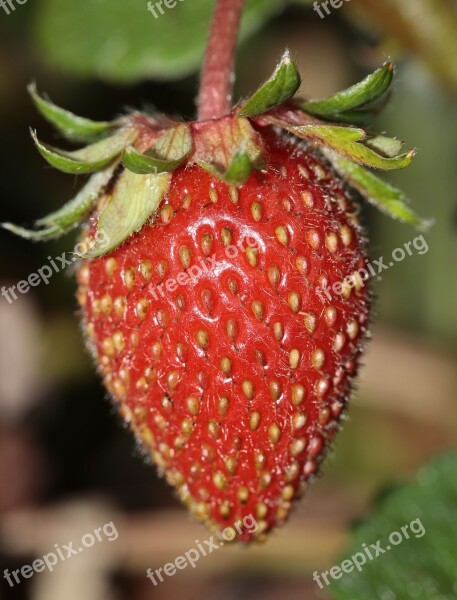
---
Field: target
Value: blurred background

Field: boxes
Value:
[0,1,456,599]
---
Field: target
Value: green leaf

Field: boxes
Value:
[321,107,384,125]
[199,148,254,185]
[1,166,117,241]
[153,124,193,160]
[28,83,114,142]
[329,453,457,600]
[33,0,284,83]
[82,170,171,258]
[38,166,117,228]
[122,148,178,174]
[1,222,63,241]
[123,124,192,174]
[365,135,404,158]
[237,50,301,117]
[267,117,415,170]
[324,149,431,229]
[306,127,413,170]
[224,151,254,185]
[32,127,137,174]
[302,62,394,120]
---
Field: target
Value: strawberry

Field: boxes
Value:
[77,124,369,541]
[2,0,426,542]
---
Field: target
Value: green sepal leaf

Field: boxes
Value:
[320,109,378,125]
[28,83,114,142]
[38,166,117,229]
[199,149,254,186]
[82,170,171,258]
[123,124,192,174]
[267,117,414,170]
[224,151,254,185]
[31,127,137,175]
[301,62,394,121]
[194,117,265,184]
[303,126,414,170]
[321,94,391,124]
[153,124,193,160]
[122,148,179,174]
[192,117,265,185]
[238,50,301,118]
[324,149,431,229]
[1,222,62,241]
[365,135,404,158]
[1,166,117,242]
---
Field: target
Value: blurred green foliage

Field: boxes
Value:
[330,453,457,600]
[33,0,285,81]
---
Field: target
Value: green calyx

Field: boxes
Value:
[322,150,431,230]
[238,53,427,229]
[300,62,394,123]
[237,49,301,118]
[194,116,265,185]
[2,59,429,257]
[122,124,193,174]
[28,82,115,142]
[82,170,172,258]
[31,127,137,175]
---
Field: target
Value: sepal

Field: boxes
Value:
[265,116,414,170]
[123,124,192,174]
[199,148,254,185]
[1,166,116,240]
[1,222,62,241]
[237,50,301,118]
[301,62,394,123]
[194,117,264,184]
[82,170,171,258]
[223,150,254,185]
[37,166,117,229]
[324,149,431,230]
[28,83,115,142]
[31,127,137,174]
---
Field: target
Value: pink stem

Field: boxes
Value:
[197,0,245,121]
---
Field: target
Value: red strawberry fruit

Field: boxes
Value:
[78,125,369,542]
[3,0,426,542]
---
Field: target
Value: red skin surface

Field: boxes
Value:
[77,126,370,542]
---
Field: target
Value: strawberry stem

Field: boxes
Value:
[197,0,245,121]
